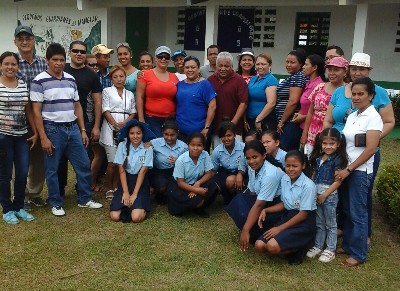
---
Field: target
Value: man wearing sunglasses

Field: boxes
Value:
[13,25,48,210]
[91,43,114,89]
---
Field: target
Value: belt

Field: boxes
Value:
[44,120,77,127]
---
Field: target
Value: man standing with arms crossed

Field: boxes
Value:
[31,43,102,216]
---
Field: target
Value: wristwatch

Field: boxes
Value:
[81,128,86,132]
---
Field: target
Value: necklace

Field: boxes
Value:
[186,75,201,84]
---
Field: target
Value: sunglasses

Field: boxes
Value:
[157,54,170,60]
[71,49,87,54]
[116,42,131,49]
[87,62,98,67]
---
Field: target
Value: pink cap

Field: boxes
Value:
[325,56,349,68]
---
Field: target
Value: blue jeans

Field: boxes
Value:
[279,122,302,151]
[43,122,92,208]
[315,188,339,252]
[145,115,165,138]
[341,170,372,262]
[0,133,29,213]
[368,149,380,237]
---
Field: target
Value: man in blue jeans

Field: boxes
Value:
[31,43,102,216]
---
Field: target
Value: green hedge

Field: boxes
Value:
[389,94,400,125]
[376,165,400,233]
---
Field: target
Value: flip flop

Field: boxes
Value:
[91,185,106,193]
[105,190,114,200]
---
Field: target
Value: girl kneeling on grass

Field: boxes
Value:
[167,133,217,218]
[226,140,285,250]
[210,121,247,205]
[255,150,317,265]
[110,120,156,223]
[149,118,188,204]
[306,128,348,263]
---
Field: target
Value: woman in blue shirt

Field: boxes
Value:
[149,118,187,203]
[245,53,278,133]
[109,120,156,223]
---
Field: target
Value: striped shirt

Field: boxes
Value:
[16,53,47,89]
[30,71,79,122]
[275,70,308,121]
[0,79,29,136]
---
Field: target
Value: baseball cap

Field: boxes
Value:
[325,56,349,68]
[91,44,114,55]
[155,46,171,56]
[171,50,187,61]
[15,25,34,37]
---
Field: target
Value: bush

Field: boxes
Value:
[376,165,400,233]
[389,94,400,125]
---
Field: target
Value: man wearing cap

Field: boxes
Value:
[171,50,187,81]
[91,44,114,89]
[13,25,48,209]
[208,52,248,147]
[200,44,219,79]
[31,43,103,216]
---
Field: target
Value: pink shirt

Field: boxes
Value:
[298,76,324,129]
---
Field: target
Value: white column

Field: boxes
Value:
[352,3,368,55]
[203,2,218,65]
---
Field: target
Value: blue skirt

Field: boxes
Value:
[259,209,316,251]
[110,173,151,222]
[149,167,174,192]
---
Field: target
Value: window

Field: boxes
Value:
[294,12,331,56]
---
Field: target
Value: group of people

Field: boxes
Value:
[0,24,395,268]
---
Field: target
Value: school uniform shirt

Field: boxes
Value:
[342,105,383,174]
[211,141,247,173]
[248,161,285,202]
[275,148,287,167]
[280,172,317,211]
[114,141,153,175]
[173,150,214,185]
[151,137,188,170]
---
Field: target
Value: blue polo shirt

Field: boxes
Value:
[173,150,214,185]
[211,141,247,173]
[280,172,316,211]
[247,73,278,119]
[151,137,188,170]
[275,148,287,167]
[330,84,390,133]
[248,160,284,202]
[114,141,153,175]
[176,79,217,135]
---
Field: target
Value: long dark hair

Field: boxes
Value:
[123,124,144,169]
[244,140,284,170]
[306,54,326,81]
[309,128,348,174]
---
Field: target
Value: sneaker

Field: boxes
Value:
[78,200,103,209]
[306,246,322,258]
[3,211,19,224]
[14,209,35,221]
[318,250,336,263]
[51,206,66,216]
[24,200,32,211]
[28,197,47,207]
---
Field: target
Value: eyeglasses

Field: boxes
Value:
[87,62,98,67]
[156,54,170,60]
[116,42,131,49]
[71,49,87,55]
[16,36,34,42]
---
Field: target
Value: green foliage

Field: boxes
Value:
[389,94,400,125]
[376,165,400,233]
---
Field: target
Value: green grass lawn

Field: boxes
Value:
[1,139,400,290]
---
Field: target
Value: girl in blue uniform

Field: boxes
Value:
[210,122,247,204]
[226,140,285,250]
[167,133,217,217]
[110,120,156,223]
[261,130,287,167]
[149,119,188,203]
[255,150,317,265]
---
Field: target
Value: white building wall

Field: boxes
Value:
[364,3,400,82]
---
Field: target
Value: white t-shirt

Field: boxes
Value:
[175,72,187,81]
[342,105,383,174]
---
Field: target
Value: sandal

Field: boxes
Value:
[105,190,114,200]
[341,257,362,267]
[91,184,106,193]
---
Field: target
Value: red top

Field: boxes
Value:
[208,72,248,134]
[138,69,179,117]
